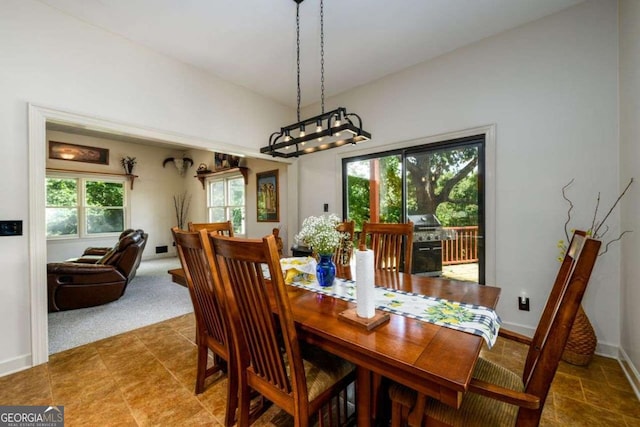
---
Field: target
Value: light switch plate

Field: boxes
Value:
[0,220,23,236]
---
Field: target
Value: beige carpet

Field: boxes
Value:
[47,257,193,354]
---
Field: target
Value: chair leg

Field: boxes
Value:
[390,387,419,427]
[195,343,208,394]
[236,380,252,427]
[391,400,405,427]
[407,394,427,427]
[224,360,239,427]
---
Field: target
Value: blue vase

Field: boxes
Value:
[316,254,336,287]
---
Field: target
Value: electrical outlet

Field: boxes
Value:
[518,296,530,311]
[323,203,329,212]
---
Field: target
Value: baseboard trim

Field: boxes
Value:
[595,341,619,359]
[0,353,34,377]
[619,347,640,401]
[500,321,535,338]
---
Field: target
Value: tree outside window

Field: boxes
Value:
[46,176,126,238]
[207,175,245,235]
[46,178,78,237]
[85,180,125,233]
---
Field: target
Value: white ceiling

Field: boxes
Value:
[41,0,583,108]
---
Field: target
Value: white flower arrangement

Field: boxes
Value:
[295,214,346,255]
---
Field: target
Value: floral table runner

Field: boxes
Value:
[273,259,501,348]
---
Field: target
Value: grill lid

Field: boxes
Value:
[408,214,441,228]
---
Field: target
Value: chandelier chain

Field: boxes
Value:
[296,1,301,122]
[261,0,371,158]
[320,0,325,114]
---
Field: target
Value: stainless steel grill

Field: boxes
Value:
[408,214,452,276]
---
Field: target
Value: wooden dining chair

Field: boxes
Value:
[208,233,357,426]
[334,220,355,266]
[188,220,234,236]
[171,227,237,427]
[360,221,414,273]
[388,230,601,427]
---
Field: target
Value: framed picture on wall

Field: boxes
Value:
[214,152,241,170]
[257,170,279,222]
[49,141,109,165]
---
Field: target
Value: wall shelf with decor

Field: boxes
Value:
[46,168,139,190]
[195,166,248,189]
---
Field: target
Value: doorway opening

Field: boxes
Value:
[28,104,262,365]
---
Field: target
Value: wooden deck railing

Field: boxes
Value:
[442,226,479,265]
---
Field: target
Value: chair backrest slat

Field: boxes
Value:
[360,222,414,273]
[188,221,234,236]
[172,228,229,357]
[209,235,307,404]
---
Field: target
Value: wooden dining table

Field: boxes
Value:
[277,268,500,425]
[169,265,501,425]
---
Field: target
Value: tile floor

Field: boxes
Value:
[1,313,638,426]
[481,336,640,426]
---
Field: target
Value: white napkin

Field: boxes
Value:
[279,257,317,284]
[355,249,375,318]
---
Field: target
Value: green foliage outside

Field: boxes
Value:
[230,207,245,234]
[46,178,77,206]
[46,178,125,236]
[86,181,124,233]
[46,178,78,236]
[379,156,402,223]
[346,175,370,231]
[346,145,480,230]
[434,172,479,227]
[85,181,124,206]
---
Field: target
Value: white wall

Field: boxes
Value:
[619,0,640,390]
[0,0,291,375]
[296,0,622,354]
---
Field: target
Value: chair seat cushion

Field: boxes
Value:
[390,357,524,427]
[299,344,355,402]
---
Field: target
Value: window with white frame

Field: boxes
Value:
[46,175,126,238]
[207,175,245,235]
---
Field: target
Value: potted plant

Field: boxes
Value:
[557,177,633,366]
[121,156,137,174]
[295,213,348,287]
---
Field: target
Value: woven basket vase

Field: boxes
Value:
[562,305,597,366]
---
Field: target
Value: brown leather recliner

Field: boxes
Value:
[48,230,148,312]
[80,229,135,256]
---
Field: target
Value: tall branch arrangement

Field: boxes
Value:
[173,191,192,230]
[560,178,634,257]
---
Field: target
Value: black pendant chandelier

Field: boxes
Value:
[261,0,371,159]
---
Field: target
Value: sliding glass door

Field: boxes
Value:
[343,135,485,283]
